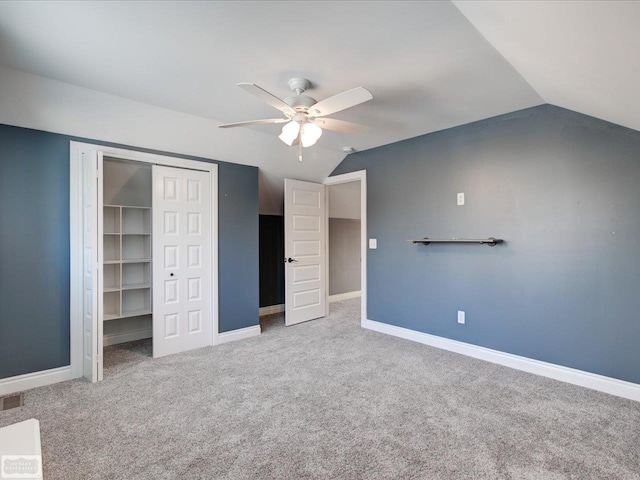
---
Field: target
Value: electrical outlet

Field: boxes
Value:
[457,192,465,206]
[457,311,465,324]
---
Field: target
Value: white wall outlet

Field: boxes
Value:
[457,192,465,206]
[457,311,465,324]
[369,238,377,249]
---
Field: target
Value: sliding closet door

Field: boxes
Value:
[152,166,211,358]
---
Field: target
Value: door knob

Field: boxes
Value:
[286,257,298,263]
[170,273,174,276]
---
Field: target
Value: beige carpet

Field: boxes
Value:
[1,299,639,479]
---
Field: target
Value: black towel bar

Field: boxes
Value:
[409,237,504,247]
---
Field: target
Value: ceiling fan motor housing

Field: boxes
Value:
[284,95,317,113]
[284,78,317,113]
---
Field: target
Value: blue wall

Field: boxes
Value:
[0,124,258,379]
[332,104,640,384]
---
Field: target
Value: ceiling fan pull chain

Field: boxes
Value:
[298,137,303,162]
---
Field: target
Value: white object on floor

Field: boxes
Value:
[0,419,43,479]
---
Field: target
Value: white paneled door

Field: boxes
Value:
[153,165,211,358]
[284,179,327,326]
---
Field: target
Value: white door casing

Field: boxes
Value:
[284,179,327,326]
[82,150,104,382]
[152,165,211,358]
[323,170,367,328]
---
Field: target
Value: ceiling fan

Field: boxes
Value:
[219,78,373,160]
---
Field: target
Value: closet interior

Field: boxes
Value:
[102,157,153,356]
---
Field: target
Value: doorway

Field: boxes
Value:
[327,181,362,304]
[281,171,367,328]
[324,171,367,326]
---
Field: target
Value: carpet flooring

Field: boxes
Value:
[1,299,640,479]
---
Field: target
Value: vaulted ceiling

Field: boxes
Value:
[0,1,637,213]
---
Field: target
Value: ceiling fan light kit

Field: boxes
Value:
[278,121,300,146]
[219,78,373,161]
[300,122,322,147]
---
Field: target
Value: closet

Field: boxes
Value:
[75,145,217,383]
[97,156,213,375]
[102,158,154,353]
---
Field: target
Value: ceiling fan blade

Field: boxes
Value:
[308,87,373,117]
[312,118,370,134]
[237,83,296,115]
[218,118,288,128]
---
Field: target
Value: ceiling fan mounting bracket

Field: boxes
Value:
[288,77,311,95]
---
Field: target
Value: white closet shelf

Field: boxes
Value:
[105,259,152,264]
[121,309,152,318]
[104,204,151,209]
[104,284,151,292]
[122,283,152,290]
[103,310,152,321]
[102,170,153,327]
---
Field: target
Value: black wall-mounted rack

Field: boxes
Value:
[409,237,504,247]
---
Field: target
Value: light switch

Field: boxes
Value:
[369,238,377,249]
[457,192,465,206]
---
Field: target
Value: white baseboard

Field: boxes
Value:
[218,325,261,345]
[259,304,284,316]
[329,291,361,303]
[0,366,73,397]
[103,328,152,347]
[364,319,640,402]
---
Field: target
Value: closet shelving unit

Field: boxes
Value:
[103,205,152,321]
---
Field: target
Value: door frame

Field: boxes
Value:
[69,141,219,379]
[323,170,367,327]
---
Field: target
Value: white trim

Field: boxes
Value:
[259,304,284,316]
[218,325,261,344]
[70,141,219,381]
[364,319,640,402]
[323,170,367,328]
[329,291,361,303]
[103,328,153,347]
[0,367,73,396]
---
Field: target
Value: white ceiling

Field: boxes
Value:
[1,2,637,214]
[454,1,640,133]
